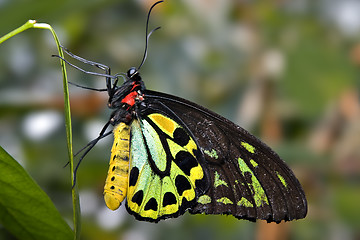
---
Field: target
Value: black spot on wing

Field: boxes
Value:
[144,198,158,211]
[174,151,198,176]
[129,167,139,187]
[132,190,143,206]
[173,128,190,146]
[163,192,177,207]
[175,175,192,196]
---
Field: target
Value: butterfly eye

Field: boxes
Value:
[127,67,137,78]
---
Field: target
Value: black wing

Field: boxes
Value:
[143,90,307,223]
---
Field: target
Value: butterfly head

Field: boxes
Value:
[126,67,141,81]
[127,67,138,78]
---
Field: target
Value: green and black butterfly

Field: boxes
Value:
[61,1,307,223]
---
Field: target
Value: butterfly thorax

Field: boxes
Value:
[108,68,146,125]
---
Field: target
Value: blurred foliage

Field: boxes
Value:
[0,146,73,240]
[1,0,360,239]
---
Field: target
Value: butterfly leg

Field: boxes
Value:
[72,120,112,187]
[52,54,116,80]
[53,45,124,94]
[60,45,121,93]
[60,45,110,73]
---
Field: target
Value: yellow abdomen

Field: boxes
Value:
[103,122,131,210]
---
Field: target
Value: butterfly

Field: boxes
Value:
[60,1,307,223]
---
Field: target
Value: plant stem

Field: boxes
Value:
[0,20,36,44]
[0,20,80,240]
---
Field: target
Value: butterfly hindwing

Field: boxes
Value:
[125,112,208,222]
[144,90,307,222]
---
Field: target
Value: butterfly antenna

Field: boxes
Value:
[137,0,164,70]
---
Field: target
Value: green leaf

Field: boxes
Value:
[0,146,73,240]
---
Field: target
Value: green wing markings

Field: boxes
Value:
[142,119,167,171]
[214,171,228,188]
[235,179,245,186]
[241,142,255,154]
[216,197,233,205]
[276,171,287,188]
[237,197,254,207]
[250,159,258,168]
[203,149,218,159]
[197,195,212,204]
[237,157,269,207]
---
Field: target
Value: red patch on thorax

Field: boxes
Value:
[121,91,138,107]
[130,82,139,91]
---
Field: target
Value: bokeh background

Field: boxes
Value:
[1,0,360,239]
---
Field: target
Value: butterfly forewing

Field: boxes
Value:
[144,90,307,222]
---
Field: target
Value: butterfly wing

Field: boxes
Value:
[143,90,307,223]
[125,112,209,222]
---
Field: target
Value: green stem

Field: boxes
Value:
[0,20,80,240]
[0,20,36,44]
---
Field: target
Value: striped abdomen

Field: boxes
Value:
[103,122,131,210]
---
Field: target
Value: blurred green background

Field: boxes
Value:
[1,0,360,239]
